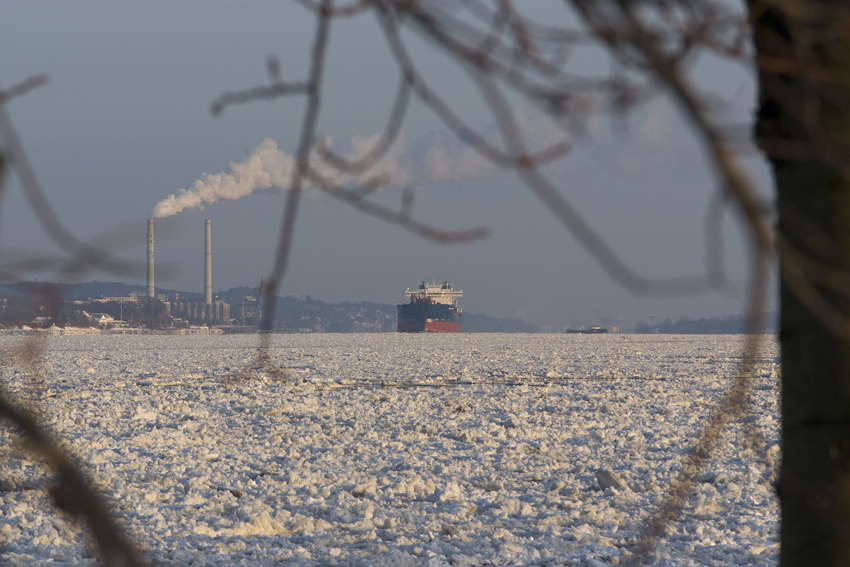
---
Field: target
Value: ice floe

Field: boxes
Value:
[0,333,779,566]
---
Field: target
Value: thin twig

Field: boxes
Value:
[0,92,136,277]
[306,167,490,243]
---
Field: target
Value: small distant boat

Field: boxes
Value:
[565,326,608,334]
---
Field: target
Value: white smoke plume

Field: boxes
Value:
[153,109,566,218]
[152,136,416,218]
[154,139,295,218]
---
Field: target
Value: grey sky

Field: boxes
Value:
[0,1,773,328]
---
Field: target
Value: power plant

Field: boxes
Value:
[145,218,232,325]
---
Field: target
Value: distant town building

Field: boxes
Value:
[87,313,115,327]
[30,316,52,328]
[92,295,144,304]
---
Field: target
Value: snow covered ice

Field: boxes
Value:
[0,334,780,566]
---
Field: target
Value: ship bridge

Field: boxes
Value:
[406,281,463,306]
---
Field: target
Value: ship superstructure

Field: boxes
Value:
[397,281,462,333]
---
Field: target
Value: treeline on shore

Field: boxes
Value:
[634,313,778,334]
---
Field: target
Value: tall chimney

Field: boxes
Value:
[147,219,155,297]
[204,219,212,304]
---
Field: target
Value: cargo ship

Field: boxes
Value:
[397,281,462,333]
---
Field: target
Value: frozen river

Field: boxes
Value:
[0,333,780,566]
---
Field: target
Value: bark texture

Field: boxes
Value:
[751,2,850,564]
[776,163,850,565]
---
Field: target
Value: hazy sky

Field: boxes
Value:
[0,1,774,328]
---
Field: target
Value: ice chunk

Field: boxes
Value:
[438,481,464,503]
[596,470,624,490]
[352,479,377,498]
[231,512,287,536]
[193,524,218,537]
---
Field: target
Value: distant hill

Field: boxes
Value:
[0,281,538,333]
[462,312,539,333]
[634,313,778,334]
[270,294,397,333]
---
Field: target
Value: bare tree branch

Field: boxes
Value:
[210,81,310,117]
[623,253,770,565]
[376,6,572,169]
[472,66,724,296]
[293,0,375,18]
[0,74,48,104]
[260,0,335,336]
[0,89,137,277]
[0,390,144,567]
[306,167,490,243]
[315,76,412,174]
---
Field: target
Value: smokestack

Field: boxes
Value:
[204,219,212,304]
[147,219,155,298]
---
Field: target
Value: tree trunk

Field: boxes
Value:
[751,4,850,564]
[776,163,850,565]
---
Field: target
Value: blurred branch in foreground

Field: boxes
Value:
[0,77,147,564]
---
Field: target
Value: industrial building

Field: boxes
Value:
[146,218,231,325]
[170,300,230,323]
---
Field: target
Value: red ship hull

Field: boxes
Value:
[424,320,461,333]
[397,319,462,333]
